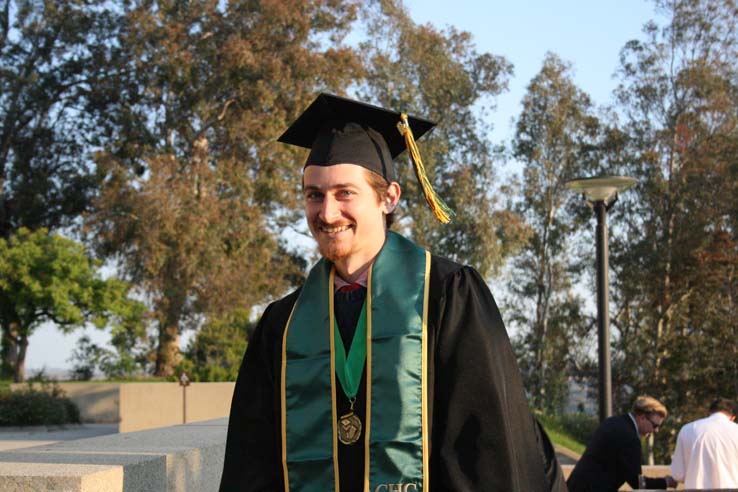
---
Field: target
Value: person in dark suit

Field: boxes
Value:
[567,395,678,491]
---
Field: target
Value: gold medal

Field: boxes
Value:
[338,411,362,445]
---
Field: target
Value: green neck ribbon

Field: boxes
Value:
[334,301,367,400]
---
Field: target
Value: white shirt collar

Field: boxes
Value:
[334,268,369,291]
[710,411,732,422]
[627,412,639,436]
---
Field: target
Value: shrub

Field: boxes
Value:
[0,383,80,427]
[557,412,599,444]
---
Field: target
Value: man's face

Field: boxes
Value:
[637,413,664,437]
[303,164,392,266]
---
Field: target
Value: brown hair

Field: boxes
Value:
[631,395,668,418]
[709,397,738,416]
[363,168,396,228]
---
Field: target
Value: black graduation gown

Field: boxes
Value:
[219,254,567,492]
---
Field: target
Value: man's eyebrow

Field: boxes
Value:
[303,183,359,192]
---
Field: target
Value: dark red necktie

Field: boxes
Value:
[338,283,363,293]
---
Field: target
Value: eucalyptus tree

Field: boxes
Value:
[510,53,600,411]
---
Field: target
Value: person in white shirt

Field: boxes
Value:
[670,397,738,489]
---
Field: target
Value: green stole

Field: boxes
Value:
[281,232,430,492]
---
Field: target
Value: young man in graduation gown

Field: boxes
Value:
[219,93,566,492]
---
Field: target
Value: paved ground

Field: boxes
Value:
[0,423,118,451]
[555,444,580,465]
[0,423,580,465]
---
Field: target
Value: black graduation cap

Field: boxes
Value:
[278,93,453,223]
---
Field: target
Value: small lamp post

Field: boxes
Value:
[179,371,191,424]
[566,176,637,423]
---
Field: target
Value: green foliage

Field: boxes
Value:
[0,228,144,381]
[177,309,252,382]
[0,382,80,426]
[69,330,153,380]
[0,0,126,238]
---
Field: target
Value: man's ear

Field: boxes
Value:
[384,182,401,213]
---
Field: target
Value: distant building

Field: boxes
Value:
[565,378,597,415]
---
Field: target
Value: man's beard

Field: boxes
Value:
[318,238,350,263]
[312,218,353,263]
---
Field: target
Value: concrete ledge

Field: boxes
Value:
[0,463,122,492]
[0,418,227,492]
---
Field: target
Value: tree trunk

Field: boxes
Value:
[14,334,28,383]
[653,130,678,385]
[533,215,554,410]
[155,322,181,377]
[1,322,19,379]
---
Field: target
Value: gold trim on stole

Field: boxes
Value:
[329,268,340,491]
[281,302,298,492]
[363,262,375,492]
[421,251,431,491]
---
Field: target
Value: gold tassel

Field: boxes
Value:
[397,113,454,224]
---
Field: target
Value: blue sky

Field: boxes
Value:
[26,0,663,374]
[403,0,661,143]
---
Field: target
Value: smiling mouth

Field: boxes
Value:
[317,223,353,234]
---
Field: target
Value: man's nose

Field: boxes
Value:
[319,195,340,222]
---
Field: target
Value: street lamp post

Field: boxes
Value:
[566,176,637,423]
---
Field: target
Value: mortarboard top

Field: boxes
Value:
[277,93,435,181]
[278,93,453,223]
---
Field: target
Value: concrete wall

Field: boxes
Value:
[11,382,235,433]
[119,383,183,433]
[118,383,235,433]
[185,383,235,425]
[0,418,227,492]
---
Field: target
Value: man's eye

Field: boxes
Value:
[305,192,323,201]
[338,190,355,197]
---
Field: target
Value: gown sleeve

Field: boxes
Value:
[219,300,287,492]
[535,416,569,491]
[429,264,567,492]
